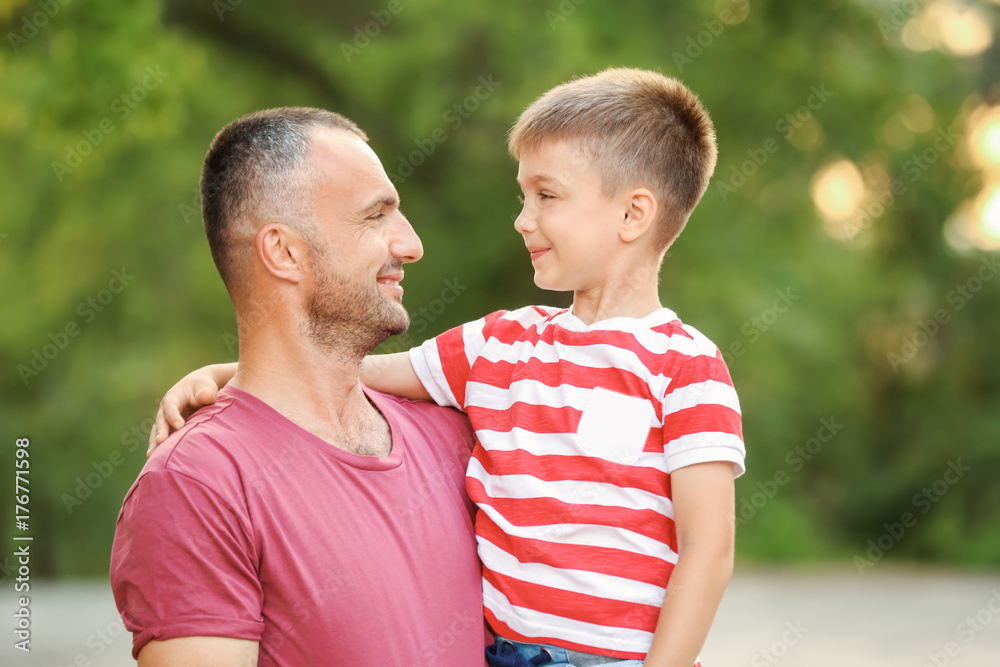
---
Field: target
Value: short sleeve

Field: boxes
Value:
[110,469,264,658]
[409,310,507,410]
[660,352,746,477]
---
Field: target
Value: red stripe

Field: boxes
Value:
[436,326,471,406]
[477,516,674,586]
[665,353,735,391]
[484,567,660,632]
[662,404,742,444]
[466,477,676,546]
[479,448,670,497]
[468,403,581,435]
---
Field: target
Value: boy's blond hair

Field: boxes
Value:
[508,67,717,251]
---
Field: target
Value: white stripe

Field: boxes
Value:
[465,376,669,418]
[467,379,597,411]
[663,436,747,476]
[461,316,489,367]
[662,379,742,416]
[665,430,745,455]
[475,497,677,562]
[467,457,674,518]
[477,428,671,473]
[479,539,667,607]
[483,578,656,655]
[478,337,675,380]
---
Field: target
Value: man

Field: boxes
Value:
[110,108,488,665]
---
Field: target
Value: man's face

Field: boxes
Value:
[514,139,624,292]
[301,127,423,355]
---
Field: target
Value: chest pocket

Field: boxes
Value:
[576,387,655,465]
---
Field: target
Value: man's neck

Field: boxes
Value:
[230,328,390,455]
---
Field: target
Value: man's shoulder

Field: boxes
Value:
[135,389,271,496]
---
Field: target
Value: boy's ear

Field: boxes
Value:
[256,223,307,284]
[619,187,658,244]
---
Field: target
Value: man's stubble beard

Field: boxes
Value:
[304,247,409,359]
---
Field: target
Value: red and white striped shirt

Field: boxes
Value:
[409,305,744,660]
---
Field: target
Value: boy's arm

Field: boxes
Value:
[148,353,432,454]
[149,362,237,452]
[643,461,735,667]
[360,352,431,401]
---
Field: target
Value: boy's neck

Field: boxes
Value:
[571,257,664,325]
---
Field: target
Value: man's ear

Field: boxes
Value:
[619,187,658,244]
[256,223,306,284]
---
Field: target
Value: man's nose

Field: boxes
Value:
[390,214,423,263]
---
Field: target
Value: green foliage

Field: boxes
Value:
[1,0,997,576]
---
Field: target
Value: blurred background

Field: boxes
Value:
[1,0,999,664]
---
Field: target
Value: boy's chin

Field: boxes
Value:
[532,276,573,293]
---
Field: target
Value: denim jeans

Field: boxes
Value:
[486,635,644,667]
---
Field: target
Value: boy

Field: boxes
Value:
[152,68,744,666]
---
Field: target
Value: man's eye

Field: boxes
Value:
[539,192,554,200]
[369,212,385,220]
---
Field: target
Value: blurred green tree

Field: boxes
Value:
[1,0,997,576]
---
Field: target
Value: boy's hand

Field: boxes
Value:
[147,363,238,455]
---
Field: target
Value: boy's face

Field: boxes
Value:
[514,139,625,292]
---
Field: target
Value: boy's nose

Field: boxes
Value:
[513,209,534,234]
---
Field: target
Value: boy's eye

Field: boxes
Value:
[539,192,554,200]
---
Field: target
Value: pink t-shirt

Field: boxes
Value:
[110,385,488,666]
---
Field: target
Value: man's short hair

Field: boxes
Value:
[507,68,718,251]
[200,107,367,297]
